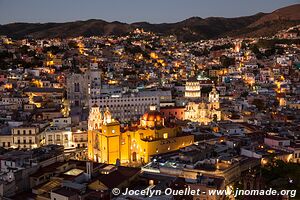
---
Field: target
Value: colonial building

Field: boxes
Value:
[184,85,221,125]
[11,125,40,149]
[89,90,171,122]
[185,77,201,98]
[66,64,101,107]
[89,95,160,122]
[88,105,194,165]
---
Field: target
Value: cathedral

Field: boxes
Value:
[88,105,194,165]
[184,84,221,125]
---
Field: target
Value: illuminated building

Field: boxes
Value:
[90,94,160,122]
[234,41,241,52]
[39,129,72,148]
[66,64,101,107]
[184,85,221,125]
[185,77,201,98]
[12,126,40,149]
[0,135,13,148]
[89,90,171,122]
[24,87,64,107]
[66,73,89,107]
[4,83,13,89]
[39,128,87,149]
[160,106,185,120]
[88,105,194,165]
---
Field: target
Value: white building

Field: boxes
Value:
[264,136,290,148]
[11,126,40,149]
[39,126,87,149]
[89,94,160,122]
[185,77,201,98]
[52,117,72,129]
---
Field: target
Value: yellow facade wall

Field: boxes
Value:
[88,123,194,165]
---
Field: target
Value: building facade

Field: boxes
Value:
[12,126,40,149]
[89,95,160,122]
[66,64,101,108]
[185,77,201,98]
[184,85,221,125]
[88,105,194,165]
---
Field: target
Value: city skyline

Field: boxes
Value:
[0,0,299,24]
[0,1,299,199]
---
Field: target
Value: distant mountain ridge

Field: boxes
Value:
[0,4,299,41]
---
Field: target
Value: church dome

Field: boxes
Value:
[142,110,162,122]
[141,105,164,128]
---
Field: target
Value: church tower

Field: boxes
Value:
[103,107,112,124]
[209,85,220,110]
[208,85,221,121]
[88,104,103,130]
[88,106,121,164]
[185,77,201,98]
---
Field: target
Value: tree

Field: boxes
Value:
[252,99,265,111]
[68,41,79,49]
[241,91,249,98]
[220,55,235,67]
[250,45,263,59]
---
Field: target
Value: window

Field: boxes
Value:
[17,130,20,135]
[74,83,80,92]
[163,133,168,139]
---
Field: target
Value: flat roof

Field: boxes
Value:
[63,168,84,176]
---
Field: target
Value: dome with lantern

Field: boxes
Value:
[140,105,164,128]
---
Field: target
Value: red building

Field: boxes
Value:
[160,106,185,120]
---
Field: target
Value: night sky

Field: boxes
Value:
[0,0,298,24]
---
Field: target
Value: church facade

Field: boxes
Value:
[88,105,194,165]
[184,85,221,125]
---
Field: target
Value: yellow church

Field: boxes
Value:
[88,105,194,165]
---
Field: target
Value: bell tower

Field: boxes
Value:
[103,107,112,125]
[100,107,121,164]
[209,85,220,110]
[88,104,103,130]
[88,106,121,164]
[208,85,221,121]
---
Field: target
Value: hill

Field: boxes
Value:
[0,4,299,41]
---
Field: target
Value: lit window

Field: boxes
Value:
[163,133,168,139]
